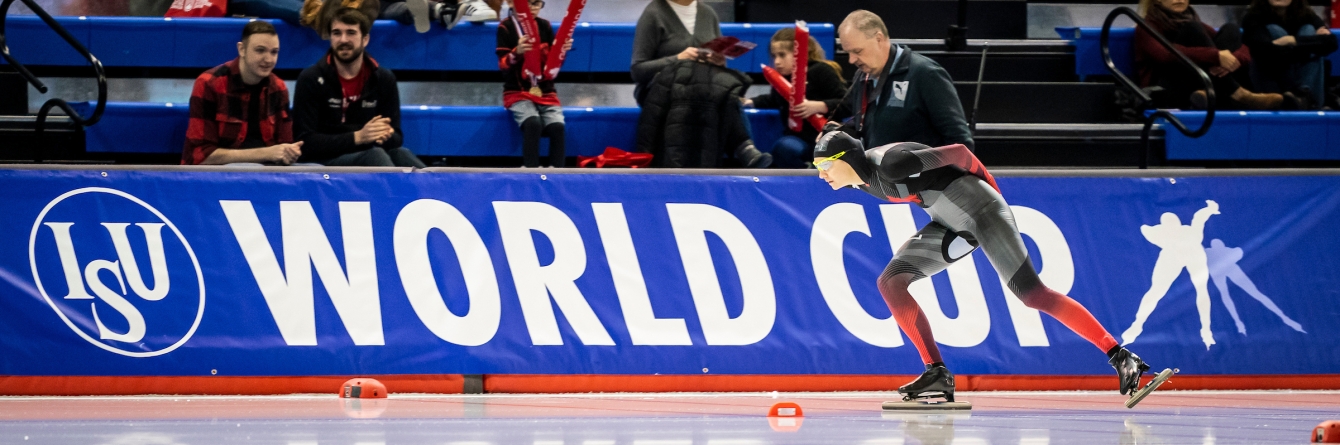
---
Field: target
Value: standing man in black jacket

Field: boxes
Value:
[830,10,974,151]
[294,7,427,168]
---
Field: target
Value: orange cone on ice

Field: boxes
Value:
[340,378,387,399]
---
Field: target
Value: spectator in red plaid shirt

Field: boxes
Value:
[182,21,304,165]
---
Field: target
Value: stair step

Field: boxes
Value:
[957,82,1119,123]
[974,123,1164,167]
[896,39,1076,54]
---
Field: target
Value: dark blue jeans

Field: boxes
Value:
[770,135,813,168]
[1266,24,1325,106]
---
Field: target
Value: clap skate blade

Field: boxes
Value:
[883,392,972,411]
[1125,368,1177,409]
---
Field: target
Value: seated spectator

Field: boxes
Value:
[498,0,572,168]
[232,0,314,24]
[294,8,426,167]
[631,0,770,168]
[1242,0,1336,108]
[298,0,497,36]
[1135,0,1295,109]
[745,27,847,168]
[636,59,770,168]
[182,21,304,165]
[630,0,724,103]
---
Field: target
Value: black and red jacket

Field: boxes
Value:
[497,14,559,108]
[293,50,405,160]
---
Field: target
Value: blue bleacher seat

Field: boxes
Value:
[70,102,785,160]
[3,15,90,66]
[3,16,834,74]
[1162,110,1339,161]
[1059,26,1340,79]
[1056,27,1135,80]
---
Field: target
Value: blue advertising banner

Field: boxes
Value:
[1,169,1336,377]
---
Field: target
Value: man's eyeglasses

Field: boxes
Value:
[528,0,545,6]
[815,151,846,171]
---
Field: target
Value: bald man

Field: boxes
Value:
[829,10,973,151]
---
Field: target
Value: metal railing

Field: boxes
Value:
[0,0,105,157]
[1101,7,1213,169]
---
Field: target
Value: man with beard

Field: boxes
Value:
[294,7,427,167]
[183,21,303,165]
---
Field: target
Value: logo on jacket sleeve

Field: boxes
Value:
[28,188,205,357]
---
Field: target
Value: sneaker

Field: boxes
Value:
[407,0,432,33]
[459,0,497,22]
[435,1,463,30]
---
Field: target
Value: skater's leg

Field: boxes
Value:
[1123,253,1182,345]
[951,181,1118,352]
[878,272,941,365]
[878,222,957,366]
[1213,273,1247,335]
[1228,268,1305,332]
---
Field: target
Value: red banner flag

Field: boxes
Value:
[789,21,810,133]
[543,0,587,81]
[762,65,827,132]
[511,5,545,91]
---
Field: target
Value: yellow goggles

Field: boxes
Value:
[815,151,846,171]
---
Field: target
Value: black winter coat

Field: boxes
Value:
[636,60,752,168]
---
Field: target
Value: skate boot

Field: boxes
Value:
[1110,347,1177,408]
[1108,346,1149,395]
[898,363,956,402]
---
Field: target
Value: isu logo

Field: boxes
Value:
[28,188,205,357]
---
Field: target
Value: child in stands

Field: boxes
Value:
[745,27,847,168]
[497,0,572,167]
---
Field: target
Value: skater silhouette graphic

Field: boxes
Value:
[1206,239,1306,335]
[1122,200,1219,349]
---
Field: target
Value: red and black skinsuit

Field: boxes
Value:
[825,133,1120,366]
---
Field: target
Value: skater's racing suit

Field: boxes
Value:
[831,137,1119,365]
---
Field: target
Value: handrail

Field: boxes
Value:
[0,0,106,159]
[1100,7,1213,169]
